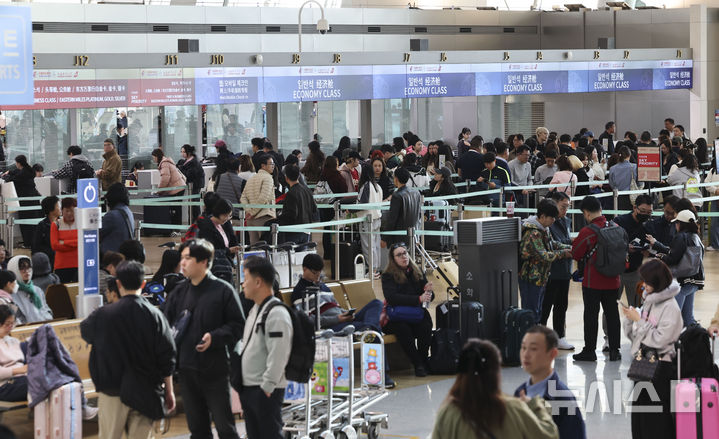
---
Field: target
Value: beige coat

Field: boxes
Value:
[240,169,276,219]
[158,156,186,195]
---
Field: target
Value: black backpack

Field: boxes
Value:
[211,253,234,285]
[71,159,94,180]
[587,221,628,277]
[259,300,316,383]
[676,324,719,380]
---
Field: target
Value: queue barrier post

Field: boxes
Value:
[408,227,416,261]
[613,189,619,211]
[271,223,279,248]
[7,216,13,251]
[334,201,341,280]
[499,186,505,208]
[365,214,374,276]
[134,220,141,240]
[0,195,5,245]
[457,202,464,221]
[465,179,471,194]
[683,181,687,198]
[238,209,246,249]
[187,182,194,224]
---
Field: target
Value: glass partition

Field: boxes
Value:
[78,107,121,170]
[127,106,161,168]
[206,103,266,156]
[3,109,70,172]
[162,105,199,162]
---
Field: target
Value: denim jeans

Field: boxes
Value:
[332,299,383,333]
[519,279,546,324]
[675,283,698,327]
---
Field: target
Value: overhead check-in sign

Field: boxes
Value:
[0,6,33,105]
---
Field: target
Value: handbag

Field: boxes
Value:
[386,305,425,323]
[170,283,193,346]
[629,174,641,205]
[627,344,661,382]
[671,234,703,278]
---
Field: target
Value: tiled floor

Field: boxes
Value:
[3,239,718,439]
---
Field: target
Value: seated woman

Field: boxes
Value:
[0,305,27,402]
[7,255,53,324]
[381,242,434,377]
[432,339,559,439]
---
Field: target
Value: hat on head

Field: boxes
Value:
[438,167,451,180]
[215,140,227,148]
[672,209,696,223]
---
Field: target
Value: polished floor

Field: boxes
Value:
[3,239,718,439]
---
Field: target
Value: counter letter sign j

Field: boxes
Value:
[0,6,33,105]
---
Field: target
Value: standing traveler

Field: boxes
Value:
[357,163,383,277]
[457,128,472,158]
[164,239,244,439]
[196,198,240,262]
[276,165,317,245]
[666,154,703,208]
[509,145,533,206]
[215,159,245,218]
[540,192,574,350]
[238,256,293,439]
[3,155,41,245]
[644,195,678,248]
[608,146,637,211]
[178,144,205,222]
[381,243,434,377]
[519,199,572,324]
[646,209,704,327]
[614,195,653,307]
[514,326,586,439]
[316,156,348,258]
[81,261,177,438]
[152,148,186,224]
[534,150,558,198]
[51,197,79,283]
[622,259,682,439]
[212,140,235,181]
[381,168,422,247]
[706,162,719,251]
[95,138,122,191]
[339,149,362,193]
[372,157,394,201]
[48,145,94,192]
[301,140,325,184]
[549,156,578,196]
[431,339,559,439]
[571,196,623,362]
[240,154,276,244]
[476,152,511,206]
[32,195,60,270]
[598,121,616,155]
[100,183,135,256]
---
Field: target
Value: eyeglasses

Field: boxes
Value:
[394,251,408,258]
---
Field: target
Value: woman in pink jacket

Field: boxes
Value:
[549,155,578,196]
[152,148,187,224]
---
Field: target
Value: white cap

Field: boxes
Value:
[672,209,696,223]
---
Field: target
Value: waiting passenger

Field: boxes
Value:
[240,154,276,244]
[0,272,19,321]
[117,239,146,264]
[126,161,144,186]
[372,157,394,201]
[340,149,362,193]
[148,249,183,299]
[48,145,94,192]
[549,156,578,196]
[643,194,678,247]
[32,195,60,270]
[427,167,458,200]
[95,138,122,191]
[476,152,511,206]
[215,159,245,218]
[3,155,41,246]
[515,326,585,439]
[51,197,79,283]
[0,305,27,402]
[32,163,44,178]
[381,243,434,377]
[646,209,704,327]
[237,155,255,182]
[622,259,682,439]
[276,165,317,245]
[456,127,472,158]
[178,144,205,222]
[300,140,324,184]
[98,251,124,301]
[382,144,401,170]
[666,153,702,208]
[382,168,422,246]
[152,148,186,224]
[355,164,383,277]
[7,256,53,324]
[431,339,559,439]
[30,253,60,295]
[164,239,244,439]
[196,198,239,262]
[608,146,637,211]
[81,261,177,437]
[100,183,134,256]
[519,199,572,324]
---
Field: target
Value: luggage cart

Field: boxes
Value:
[281,328,389,439]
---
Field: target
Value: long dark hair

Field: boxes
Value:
[358,163,379,193]
[14,155,29,169]
[152,249,181,284]
[320,156,340,179]
[371,157,389,180]
[446,339,506,438]
[458,127,471,141]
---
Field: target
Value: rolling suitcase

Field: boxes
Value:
[499,268,533,366]
[436,300,485,344]
[424,221,452,252]
[429,327,461,375]
[676,338,719,439]
[330,240,361,280]
[35,382,83,439]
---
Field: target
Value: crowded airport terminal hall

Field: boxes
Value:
[2,0,719,438]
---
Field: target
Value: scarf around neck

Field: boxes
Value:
[17,279,42,309]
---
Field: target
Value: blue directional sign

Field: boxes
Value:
[0,6,33,105]
[77,178,99,208]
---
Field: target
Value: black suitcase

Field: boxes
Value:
[424,221,452,252]
[142,202,173,236]
[429,328,461,375]
[330,240,361,280]
[436,300,485,344]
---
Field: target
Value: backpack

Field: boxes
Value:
[211,253,234,284]
[71,159,94,180]
[587,221,628,277]
[182,215,205,242]
[259,299,316,383]
[676,324,719,380]
[314,180,335,203]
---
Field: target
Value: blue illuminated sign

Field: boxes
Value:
[0,6,33,105]
[77,178,99,208]
[77,178,99,295]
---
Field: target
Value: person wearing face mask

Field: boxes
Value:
[613,195,654,308]
[7,256,53,324]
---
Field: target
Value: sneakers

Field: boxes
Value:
[82,405,99,420]
[609,350,622,362]
[557,338,575,350]
[602,337,610,353]
[414,365,428,377]
[385,375,396,389]
[572,349,597,362]
[707,246,717,252]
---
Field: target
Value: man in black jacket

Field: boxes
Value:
[81,261,176,438]
[276,165,317,245]
[598,121,615,155]
[164,239,245,439]
[32,196,59,269]
[381,167,421,246]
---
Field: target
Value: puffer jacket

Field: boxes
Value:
[240,169,276,219]
[623,280,683,362]
[158,156,186,196]
[667,166,703,207]
[519,216,570,286]
[26,324,82,407]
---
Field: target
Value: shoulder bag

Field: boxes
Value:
[672,234,703,279]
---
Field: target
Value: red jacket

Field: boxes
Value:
[572,215,621,290]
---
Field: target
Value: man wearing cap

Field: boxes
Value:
[646,209,704,327]
[340,149,362,192]
[382,167,421,246]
